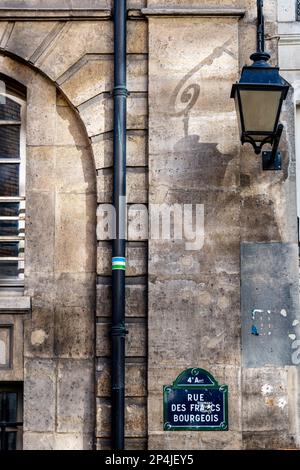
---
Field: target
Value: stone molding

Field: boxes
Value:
[0,296,31,313]
[0,7,245,21]
[141,8,245,18]
[0,8,111,21]
[279,34,300,46]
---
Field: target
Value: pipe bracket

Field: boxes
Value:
[113,85,129,97]
[111,323,129,337]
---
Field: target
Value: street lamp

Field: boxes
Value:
[231,0,290,170]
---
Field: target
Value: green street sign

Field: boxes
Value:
[163,368,228,431]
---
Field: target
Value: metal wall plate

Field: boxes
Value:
[262,151,282,171]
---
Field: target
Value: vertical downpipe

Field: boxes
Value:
[111,0,127,450]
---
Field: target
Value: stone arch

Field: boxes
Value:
[0,18,114,171]
[0,52,97,450]
[0,49,99,168]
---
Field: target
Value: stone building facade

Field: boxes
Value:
[0,0,299,451]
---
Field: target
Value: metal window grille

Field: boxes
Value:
[0,89,26,290]
[0,386,23,450]
[297,0,300,21]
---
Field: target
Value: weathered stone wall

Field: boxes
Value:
[0,54,96,449]
[146,0,300,450]
[0,0,299,451]
[95,13,149,451]
[0,0,149,450]
[147,11,242,450]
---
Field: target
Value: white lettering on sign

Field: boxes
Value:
[171,404,186,412]
[187,393,204,402]
[173,414,219,423]
[187,377,204,383]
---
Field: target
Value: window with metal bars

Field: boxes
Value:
[297,0,300,21]
[0,81,26,291]
[0,383,23,450]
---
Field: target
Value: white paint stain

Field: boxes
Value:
[289,334,296,341]
[292,340,300,365]
[252,309,263,320]
[280,309,287,317]
[277,397,287,409]
[292,320,299,327]
[267,310,271,314]
[261,384,273,396]
[31,329,47,346]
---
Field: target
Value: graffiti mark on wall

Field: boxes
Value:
[251,308,300,365]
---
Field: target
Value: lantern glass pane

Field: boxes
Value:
[240,89,282,139]
[234,94,243,136]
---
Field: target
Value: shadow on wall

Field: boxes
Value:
[55,92,97,274]
[169,77,280,242]
[174,135,233,188]
[165,34,281,242]
[173,132,280,242]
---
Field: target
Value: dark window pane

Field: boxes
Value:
[0,164,19,196]
[0,97,21,121]
[0,261,18,278]
[6,393,17,422]
[0,203,19,217]
[0,221,18,236]
[0,125,20,159]
[0,242,19,257]
[0,386,23,450]
[0,393,3,420]
[5,432,17,450]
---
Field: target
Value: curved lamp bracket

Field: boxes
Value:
[261,124,283,171]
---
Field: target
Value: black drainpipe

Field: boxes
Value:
[111,0,128,450]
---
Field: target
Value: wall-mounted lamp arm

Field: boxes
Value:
[257,0,265,53]
[251,0,270,62]
[262,124,284,170]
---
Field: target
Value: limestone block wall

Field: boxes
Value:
[95,12,149,452]
[0,0,149,450]
[0,54,96,449]
[0,0,299,451]
[145,0,300,450]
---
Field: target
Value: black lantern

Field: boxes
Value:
[231,0,290,170]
